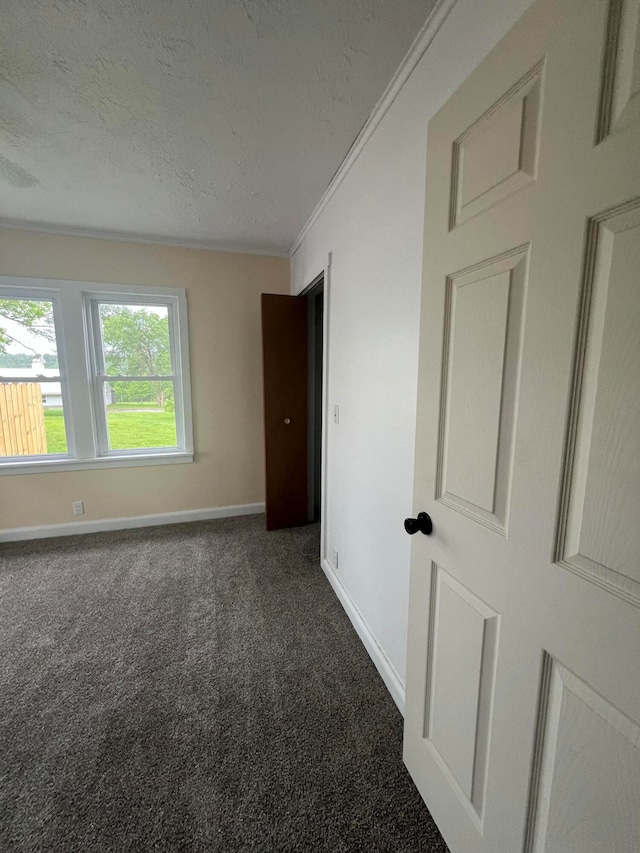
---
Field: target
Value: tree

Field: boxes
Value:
[100,306,172,408]
[0,353,59,368]
[0,299,55,354]
[0,301,173,408]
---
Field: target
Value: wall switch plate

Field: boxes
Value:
[334,404,340,424]
[333,548,339,570]
[72,501,84,516]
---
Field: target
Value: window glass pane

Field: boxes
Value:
[98,303,173,376]
[104,380,177,450]
[0,297,68,457]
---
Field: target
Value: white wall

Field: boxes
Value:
[291,0,534,711]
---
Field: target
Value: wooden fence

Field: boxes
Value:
[0,383,47,456]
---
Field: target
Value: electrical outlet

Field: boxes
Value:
[333,548,339,570]
[72,501,84,516]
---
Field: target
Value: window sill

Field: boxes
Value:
[0,452,194,475]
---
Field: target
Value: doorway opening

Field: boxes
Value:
[300,274,324,523]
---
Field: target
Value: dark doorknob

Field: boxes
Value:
[404,512,433,536]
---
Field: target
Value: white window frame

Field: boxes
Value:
[0,277,194,475]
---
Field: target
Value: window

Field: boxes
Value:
[0,294,69,458]
[0,278,193,474]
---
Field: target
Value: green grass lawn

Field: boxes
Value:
[42,409,68,454]
[106,410,177,449]
[43,408,177,453]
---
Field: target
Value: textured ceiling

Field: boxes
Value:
[0,0,435,254]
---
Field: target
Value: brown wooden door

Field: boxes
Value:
[261,294,308,530]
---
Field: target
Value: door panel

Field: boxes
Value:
[438,247,528,533]
[425,565,499,819]
[526,656,640,853]
[597,0,640,140]
[557,202,640,603]
[261,294,308,531]
[452,62,543,228]
[404,1,640,851]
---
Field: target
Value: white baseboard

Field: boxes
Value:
[0,502,265,542]
[321,558,405,715]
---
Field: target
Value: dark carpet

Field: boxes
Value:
[0,515,447,852]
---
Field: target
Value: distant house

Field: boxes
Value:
[0,358,63,408]
[0,358,114,409]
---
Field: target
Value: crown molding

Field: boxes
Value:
[288,0,458,257]
[0,219,289,258]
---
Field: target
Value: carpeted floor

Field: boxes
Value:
[0,515,448,852]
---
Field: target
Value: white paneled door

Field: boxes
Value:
[403,1,640,852]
